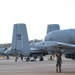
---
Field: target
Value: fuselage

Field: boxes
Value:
[45,29,75,44]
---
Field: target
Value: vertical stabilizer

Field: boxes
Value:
[12,23,30,57]
[47,24,60,34]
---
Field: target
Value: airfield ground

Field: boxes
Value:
[0,55,75,75]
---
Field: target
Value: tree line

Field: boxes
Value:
[0,39,43,48]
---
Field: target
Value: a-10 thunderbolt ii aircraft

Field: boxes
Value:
[30,24,75,60]
[4,23,75,61]
[4,23,49,61]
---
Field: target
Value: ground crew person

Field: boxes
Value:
[14,48,18,62]
[56,51,62,73]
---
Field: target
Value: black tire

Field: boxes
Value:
[26,58,30,62]
[72,58,75,60]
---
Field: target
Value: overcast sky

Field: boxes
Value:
[0,0,75,43]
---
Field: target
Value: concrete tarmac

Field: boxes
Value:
[0,56,75,75]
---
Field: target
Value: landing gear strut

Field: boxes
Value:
[15,55,18,62]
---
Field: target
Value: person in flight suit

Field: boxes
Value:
[56,50,62,73]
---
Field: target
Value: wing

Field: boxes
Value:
[29,41,75,52]
[35,41,75,49]
[50,41,75,49]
